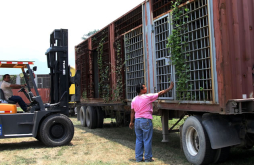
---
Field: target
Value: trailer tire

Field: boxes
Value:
[115,111,124,126]
[39,114,74,147]
[243,133,254,149]
[86,106,97,129]
[80,106,87,127]
[182,116,215,165]
[213,147,230,163]
[76,106,81,121]
[124,113,131,126]
[96,107,104,128]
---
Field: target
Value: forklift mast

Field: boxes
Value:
[45,29,70,115]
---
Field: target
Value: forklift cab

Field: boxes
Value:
[0,61,37,114]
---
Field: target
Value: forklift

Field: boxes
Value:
[0,29,78,147]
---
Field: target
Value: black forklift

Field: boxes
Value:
[0,29,77,147]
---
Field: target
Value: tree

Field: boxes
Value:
[82,29,99,40]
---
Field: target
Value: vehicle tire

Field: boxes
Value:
[179,124,183,151]
[39,114,74,147]
[182,116,215,165]
[96,107,104,128]
[86,106,97,129]
[242,133,254,149]
[74,106,78,115]
[213,147,230,163]
[68,109,74,116]
[124,113,131,126]
[80,106,87,127]
[76,106,81,121]
[115,111,124,126]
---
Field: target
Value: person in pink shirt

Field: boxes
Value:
[129,82,174,162]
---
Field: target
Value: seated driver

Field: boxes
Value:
[1,74,29,112]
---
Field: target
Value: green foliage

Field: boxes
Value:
[97,34,125,102]
[112,39,125,102]
[8,75,17,84]
[167,0,190,100]
[82,29,99,40]
[82,90,87,99]
[97,37,110,102]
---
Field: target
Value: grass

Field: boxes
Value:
[17,107,22,112]
[0,116,253,165]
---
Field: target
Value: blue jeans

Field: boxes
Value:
[135,118,153,162]
[9,96,27,111]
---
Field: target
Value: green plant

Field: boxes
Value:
[9,75,17,84]
[97,34,110,102]
[82,29,99,40]
[112,39,126,102]
[82,90,87,99]
[97,34,126,102]
[167,0,191,100]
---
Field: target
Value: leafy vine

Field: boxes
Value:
[97,36,110,102]
[113,39,125,102]
[167,0,190,100]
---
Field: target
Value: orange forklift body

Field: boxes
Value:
[0,104,17,114]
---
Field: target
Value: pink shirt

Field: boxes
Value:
[131,93,159,119]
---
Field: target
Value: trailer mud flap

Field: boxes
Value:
[202,113,241,149]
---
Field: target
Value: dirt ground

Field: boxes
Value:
[0,117,253,165]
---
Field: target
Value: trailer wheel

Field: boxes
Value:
[116,111,124,126]
[124,113,130,126]
[96,107,104,128]
[74,106,78,115]
[86,106,97,129]
[80,106,87,127]
[213,147,230,163]
[243,133,254,149]
[39,114,74,147]
[182,116,215,165]
[76,106,81,121]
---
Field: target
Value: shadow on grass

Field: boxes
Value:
[0,140,43,151]
[0,139,74,151]
[74,121,254,165]
[74,122,188,164]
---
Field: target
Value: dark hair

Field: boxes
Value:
[136,83,145,94]
[3,74,10,79]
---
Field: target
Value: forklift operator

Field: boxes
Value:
[1,74,29,112]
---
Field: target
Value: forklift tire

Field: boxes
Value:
[80,106,87,127]
[96,107,104,128]
[86,106,97,129]
[39,114,74,147]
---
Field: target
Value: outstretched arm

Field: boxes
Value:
[158,81,174,97]
[10,84,26,89]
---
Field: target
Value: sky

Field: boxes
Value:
[0,0,144,75]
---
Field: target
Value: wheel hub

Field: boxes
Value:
[50,124,64,138]
[186,126,200,156]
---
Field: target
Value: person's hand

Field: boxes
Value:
[169,81,174,90]
[129,122,134,129]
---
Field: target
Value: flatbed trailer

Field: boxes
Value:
[74,0,254,164]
